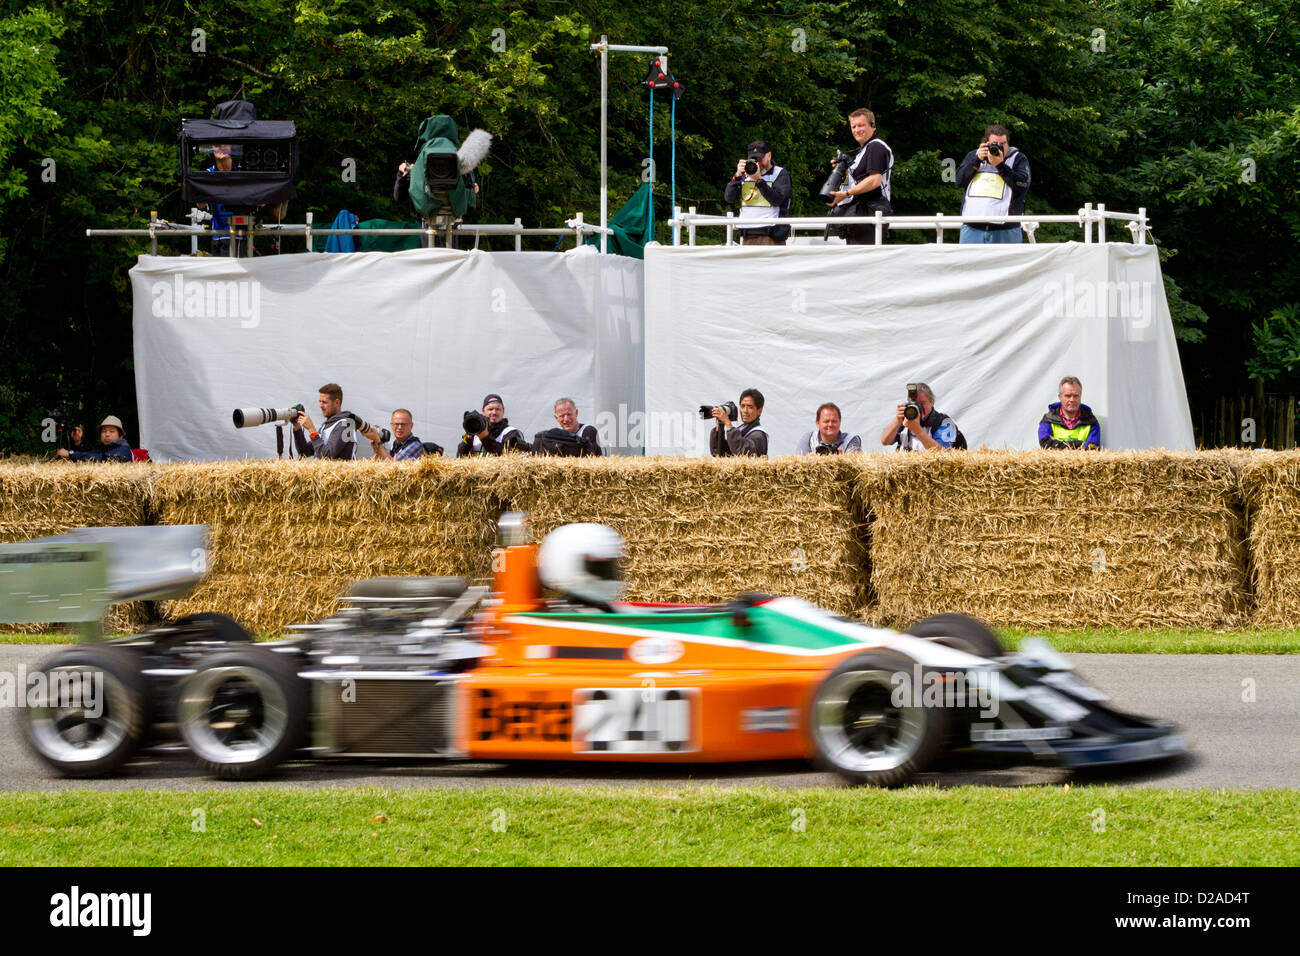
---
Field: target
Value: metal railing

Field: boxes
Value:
[86,211,612,255]
[668,203,1149,246]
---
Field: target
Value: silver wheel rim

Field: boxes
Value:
[25,665,133,765]
[178,665,289,765]
[814,668,926,773]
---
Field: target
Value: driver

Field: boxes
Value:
[536,523,627,612]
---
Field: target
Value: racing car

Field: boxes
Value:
[7,516,1187,785]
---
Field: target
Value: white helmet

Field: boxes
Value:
[538,523,627,606]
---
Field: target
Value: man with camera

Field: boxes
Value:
[456,393,529,456]
[880,383,964,451]
[531,398,603,456]
[956,124,1031,243]
[370,408,425,460]
[723,140,792,246]
[797,403,861,454]
[825,108,894,245]
[1038,376,1101,449]
[709,389,768,457]
[292,383,372,459]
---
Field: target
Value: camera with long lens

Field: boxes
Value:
[819,150,856,200]
[987,141,1003,157]
[232,404,304,428]
[347,413,390,444]
[815,442,838,455]
[744,159,758,175]
[463,410,488,436]
[903,385,922,422]
[698,401,738,422]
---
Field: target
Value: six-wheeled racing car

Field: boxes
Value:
[4,516,1187,785]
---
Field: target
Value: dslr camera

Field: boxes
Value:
[819,150,857,200]
[463,409,488,436]
[346,413,389,443]
[699,402,738,422]
[987,141,1004,157]
[744,158,759,175]
[815,442,839,455]
[903,385,922,422]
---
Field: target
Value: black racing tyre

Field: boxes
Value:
[809,650,950,787]
[20,644,149,777]
[177,648,307,780]
[905,613,1004,659]
[169,612,253,644]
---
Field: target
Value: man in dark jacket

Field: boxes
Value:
[723,140,792,245]
[293,382,364,459]
[710,389,769,457]
[1038,376,1101,449]
[457,394,529,456]
[58,415,134,462]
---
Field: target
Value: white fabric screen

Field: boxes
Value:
[130,247,644,460]
[643,241,1193,455]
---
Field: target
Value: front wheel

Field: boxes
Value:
[809,650,950,786]
[20,644,149,777]
[177,648,307,780]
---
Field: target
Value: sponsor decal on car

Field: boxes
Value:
[628,636,685,665]
[472,688,571,741]
[741,706,797,733]
[573,687,697,753]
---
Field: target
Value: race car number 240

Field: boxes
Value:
[573,687,698,754]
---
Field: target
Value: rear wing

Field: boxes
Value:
[0,525,210,637]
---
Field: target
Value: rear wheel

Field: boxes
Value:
[20,644,149,777]
[810,650,950,786]
[177,648,307,780]
[906,613,1004,659]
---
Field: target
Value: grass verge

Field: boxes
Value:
[0,786,1296,866]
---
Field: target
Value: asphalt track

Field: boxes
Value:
[2,646,1296,791]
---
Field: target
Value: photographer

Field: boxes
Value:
[292,383,368,460]
[797,403,861,454]
[722,140,792,246]
[880,383,964,452]
[456,393,529,456]
[956,124,1031,243]
[709,389,768,458]
[370,408,425,460]
[825,109,894,245]
[57,415,133,463]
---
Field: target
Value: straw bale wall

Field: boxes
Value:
[1240,450,1300,626]
[0,462,156,633]
[858,450,1250,630]
[10,450,1300,635]
[151,459,502,635]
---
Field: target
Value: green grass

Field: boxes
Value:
[7,628,1300,652]
[0,786,1296,866]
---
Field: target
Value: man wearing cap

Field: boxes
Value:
[723,140,792,246]
[57,416,134,462]
[456,393,529,457]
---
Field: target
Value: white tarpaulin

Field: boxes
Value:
[643,241,1193,455]
[131,247,644,460]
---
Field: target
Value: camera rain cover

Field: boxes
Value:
[180,100,299,207]
[408,115,476,220]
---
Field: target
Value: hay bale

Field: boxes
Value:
[493,456,870,615]
[0,461,157,634]
[858,450,1249,630]
[152,458,502,635]
[1241,450,1300,626]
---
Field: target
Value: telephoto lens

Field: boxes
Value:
[232,405,303,428]
[463,410,488,435]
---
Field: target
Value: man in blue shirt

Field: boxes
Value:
[58,415,134,462]
[370,408,426,460]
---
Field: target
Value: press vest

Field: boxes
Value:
[838,138,893,207]
[738,165,787,222]
[962,148,1023,223]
